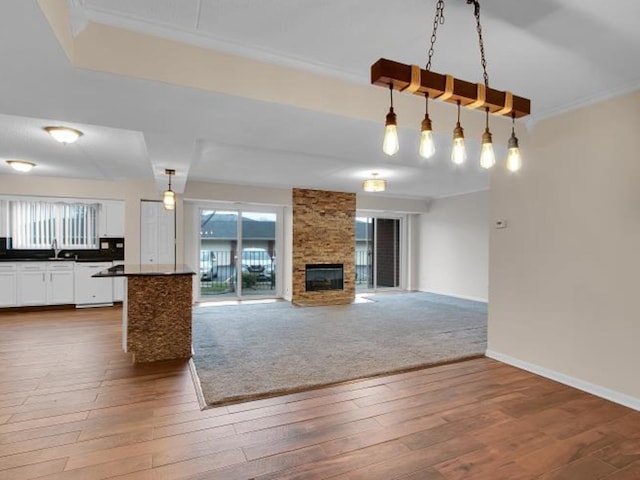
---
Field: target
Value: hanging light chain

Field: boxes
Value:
[426,0,445,71]
[467,0,489,87]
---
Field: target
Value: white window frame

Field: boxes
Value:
[7,199,99,250]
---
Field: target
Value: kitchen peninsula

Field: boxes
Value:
[94,264,195,363]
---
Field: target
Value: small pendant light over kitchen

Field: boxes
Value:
[163,169,176,211]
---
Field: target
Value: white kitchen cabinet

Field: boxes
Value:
[0,263,17,307]
[47,262,75,305]
[16,262,75,306]
[17,263,47,306]
[0,200,8,237]
[99,201,125,238]
[74,262,113,307]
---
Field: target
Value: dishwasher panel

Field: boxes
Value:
[74,262,113,307]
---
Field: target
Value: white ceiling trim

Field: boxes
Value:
[66,0,88,36]
[527,78,640,130]
[76,4,367,86]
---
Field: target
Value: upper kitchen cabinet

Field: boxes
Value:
[99,200,125,238]
[0,199,7,237]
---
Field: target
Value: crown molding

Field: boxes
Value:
[526,78,640,131]
[67,0,89,37]
[78,4,367,86]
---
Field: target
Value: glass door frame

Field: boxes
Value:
[194,202,284,302]
[356,211,407,292]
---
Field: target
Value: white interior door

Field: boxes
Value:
[140,200,175,265]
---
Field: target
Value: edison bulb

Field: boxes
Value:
[507,147,523,172]
[451,137,467,165]
[383,124,399,156]
[419,130,436,159]
[480,142,496,169]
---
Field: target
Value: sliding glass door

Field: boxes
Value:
[199,207,279,300]
[240,212,277,298]
[355,215,402,292]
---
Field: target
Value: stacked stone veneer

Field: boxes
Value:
[127,275,193,363]
[292,188,356,306]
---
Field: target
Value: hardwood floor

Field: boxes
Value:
[0,308,638,480]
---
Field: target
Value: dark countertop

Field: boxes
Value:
[92,264,195,278]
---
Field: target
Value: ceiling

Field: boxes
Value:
[0,0,638,200]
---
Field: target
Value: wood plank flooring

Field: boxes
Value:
[0,307,638,479]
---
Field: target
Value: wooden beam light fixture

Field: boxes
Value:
[372,0,529,171]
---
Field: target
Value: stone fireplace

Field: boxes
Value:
[292,188,355,306]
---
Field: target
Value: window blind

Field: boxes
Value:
[9,201,98,249]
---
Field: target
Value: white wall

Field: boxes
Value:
[489,91,640,409]
[417,190,489,302]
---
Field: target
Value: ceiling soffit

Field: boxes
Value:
[40,1,387,124]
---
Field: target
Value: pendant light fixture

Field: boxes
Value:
[451,101,467,165]
[44,126,83,144]
[419,93,436,159]
[362,173,386,192]
[382,84,399,156]
[479,107,496,169]
[506,113,523,172]
[163,169,176,211]
[371,0,530,171]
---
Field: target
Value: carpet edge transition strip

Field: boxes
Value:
[188,358,208,411]
[191,354,487,410]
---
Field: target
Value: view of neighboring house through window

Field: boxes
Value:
[199,208,278,300]
[8,200,98,249]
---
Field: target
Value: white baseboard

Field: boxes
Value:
[486,349,640,412]
[421,290,488,304]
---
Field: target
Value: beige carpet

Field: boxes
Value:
[191,292,487,407]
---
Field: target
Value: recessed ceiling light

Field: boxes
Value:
[44,126,83,144]
[6,160,36,172]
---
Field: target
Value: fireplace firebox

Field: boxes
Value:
[305,264,344,291]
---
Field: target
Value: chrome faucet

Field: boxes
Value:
[51,239,61,259]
